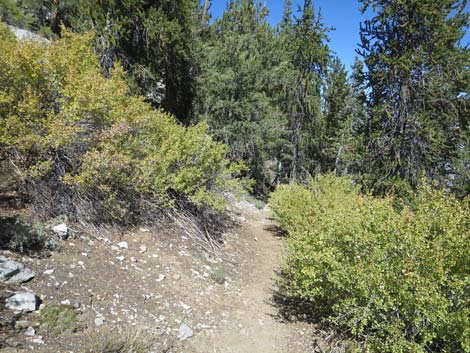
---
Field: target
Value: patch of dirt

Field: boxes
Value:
[0,201,315,353]
[188,206,314,353]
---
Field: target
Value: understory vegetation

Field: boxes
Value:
[0,216,53,253]
[0,23,243,225]
[85,327,165,353]
[270,174,470,353]
[40,304,77,335]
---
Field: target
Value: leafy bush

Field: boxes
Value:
[270,174,470,353]
[0,23,243,223]
[0,216,54,253]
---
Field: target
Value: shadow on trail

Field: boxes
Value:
[261,222,326,325]
[268,280,355,353]
[263,224,288,238]
[264,269,332,325]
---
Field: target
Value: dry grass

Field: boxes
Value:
[85,326,173,353]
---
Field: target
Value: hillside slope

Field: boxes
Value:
[0,202,314,353]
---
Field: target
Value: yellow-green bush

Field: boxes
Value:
[270,174,470,353]
[0,23,242,221]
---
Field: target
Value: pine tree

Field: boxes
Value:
[195,0,287,194]
[323,57,350,172]
[358,0,470,193]
[279,0,330,182]
[17,0,201,124]
[0,0,35,27]
[343,57,370,176]
[281,0,292,30]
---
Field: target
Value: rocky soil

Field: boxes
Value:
[0,201,315,353]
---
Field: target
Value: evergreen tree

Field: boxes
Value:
[358,0,470,193]
[321,56,371,176]
[195,0,287,194]
[281,0,292,30]
[91,0,200,123]
[342,57,370,176]
[323,56,349,172]
[279,0,330,182]
[14,0,201,123]
[0,0,36,27]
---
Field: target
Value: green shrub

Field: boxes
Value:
[270,174,470,353]
[0,216,54,253]
[254,199,266,210]
[0,23,244,222]
[211,266,227,284]
[41,304,77,335]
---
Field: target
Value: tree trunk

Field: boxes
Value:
[202,0,211,21]
[334,145,344,175]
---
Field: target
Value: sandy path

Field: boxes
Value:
[190,208,312,353]
[0,204,312,353]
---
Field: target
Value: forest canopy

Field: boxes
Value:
[2,0,469,196]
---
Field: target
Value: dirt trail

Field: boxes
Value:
[190,207,312,353]
[0,203,313,353]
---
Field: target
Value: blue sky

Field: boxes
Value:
[209,1,470,72]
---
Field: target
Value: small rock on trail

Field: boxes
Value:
[52,223,69,239]
[178,323,194,341]
[5,292,40,312]
[0,256,35,284]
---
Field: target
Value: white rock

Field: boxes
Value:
[139,245,147,253]
[43,269,54,275]
[117,242,128,249]
[177,323,193,340]
[60,299,71,305]
[180,302,191,310]
[14,320,30,329]
[7,25,50,43]
[0,256,35,284]
[52,223,68,239]
[94,316,105,327]
[116,256,125,262]
[32,337,45,344]
[24,327,35,336]
[5,292,39,312]
[156,274,166,282]
[139,228,150,233]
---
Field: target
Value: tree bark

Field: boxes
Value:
[203,0,211,21]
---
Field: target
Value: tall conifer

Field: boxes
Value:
[358,0,470,192]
